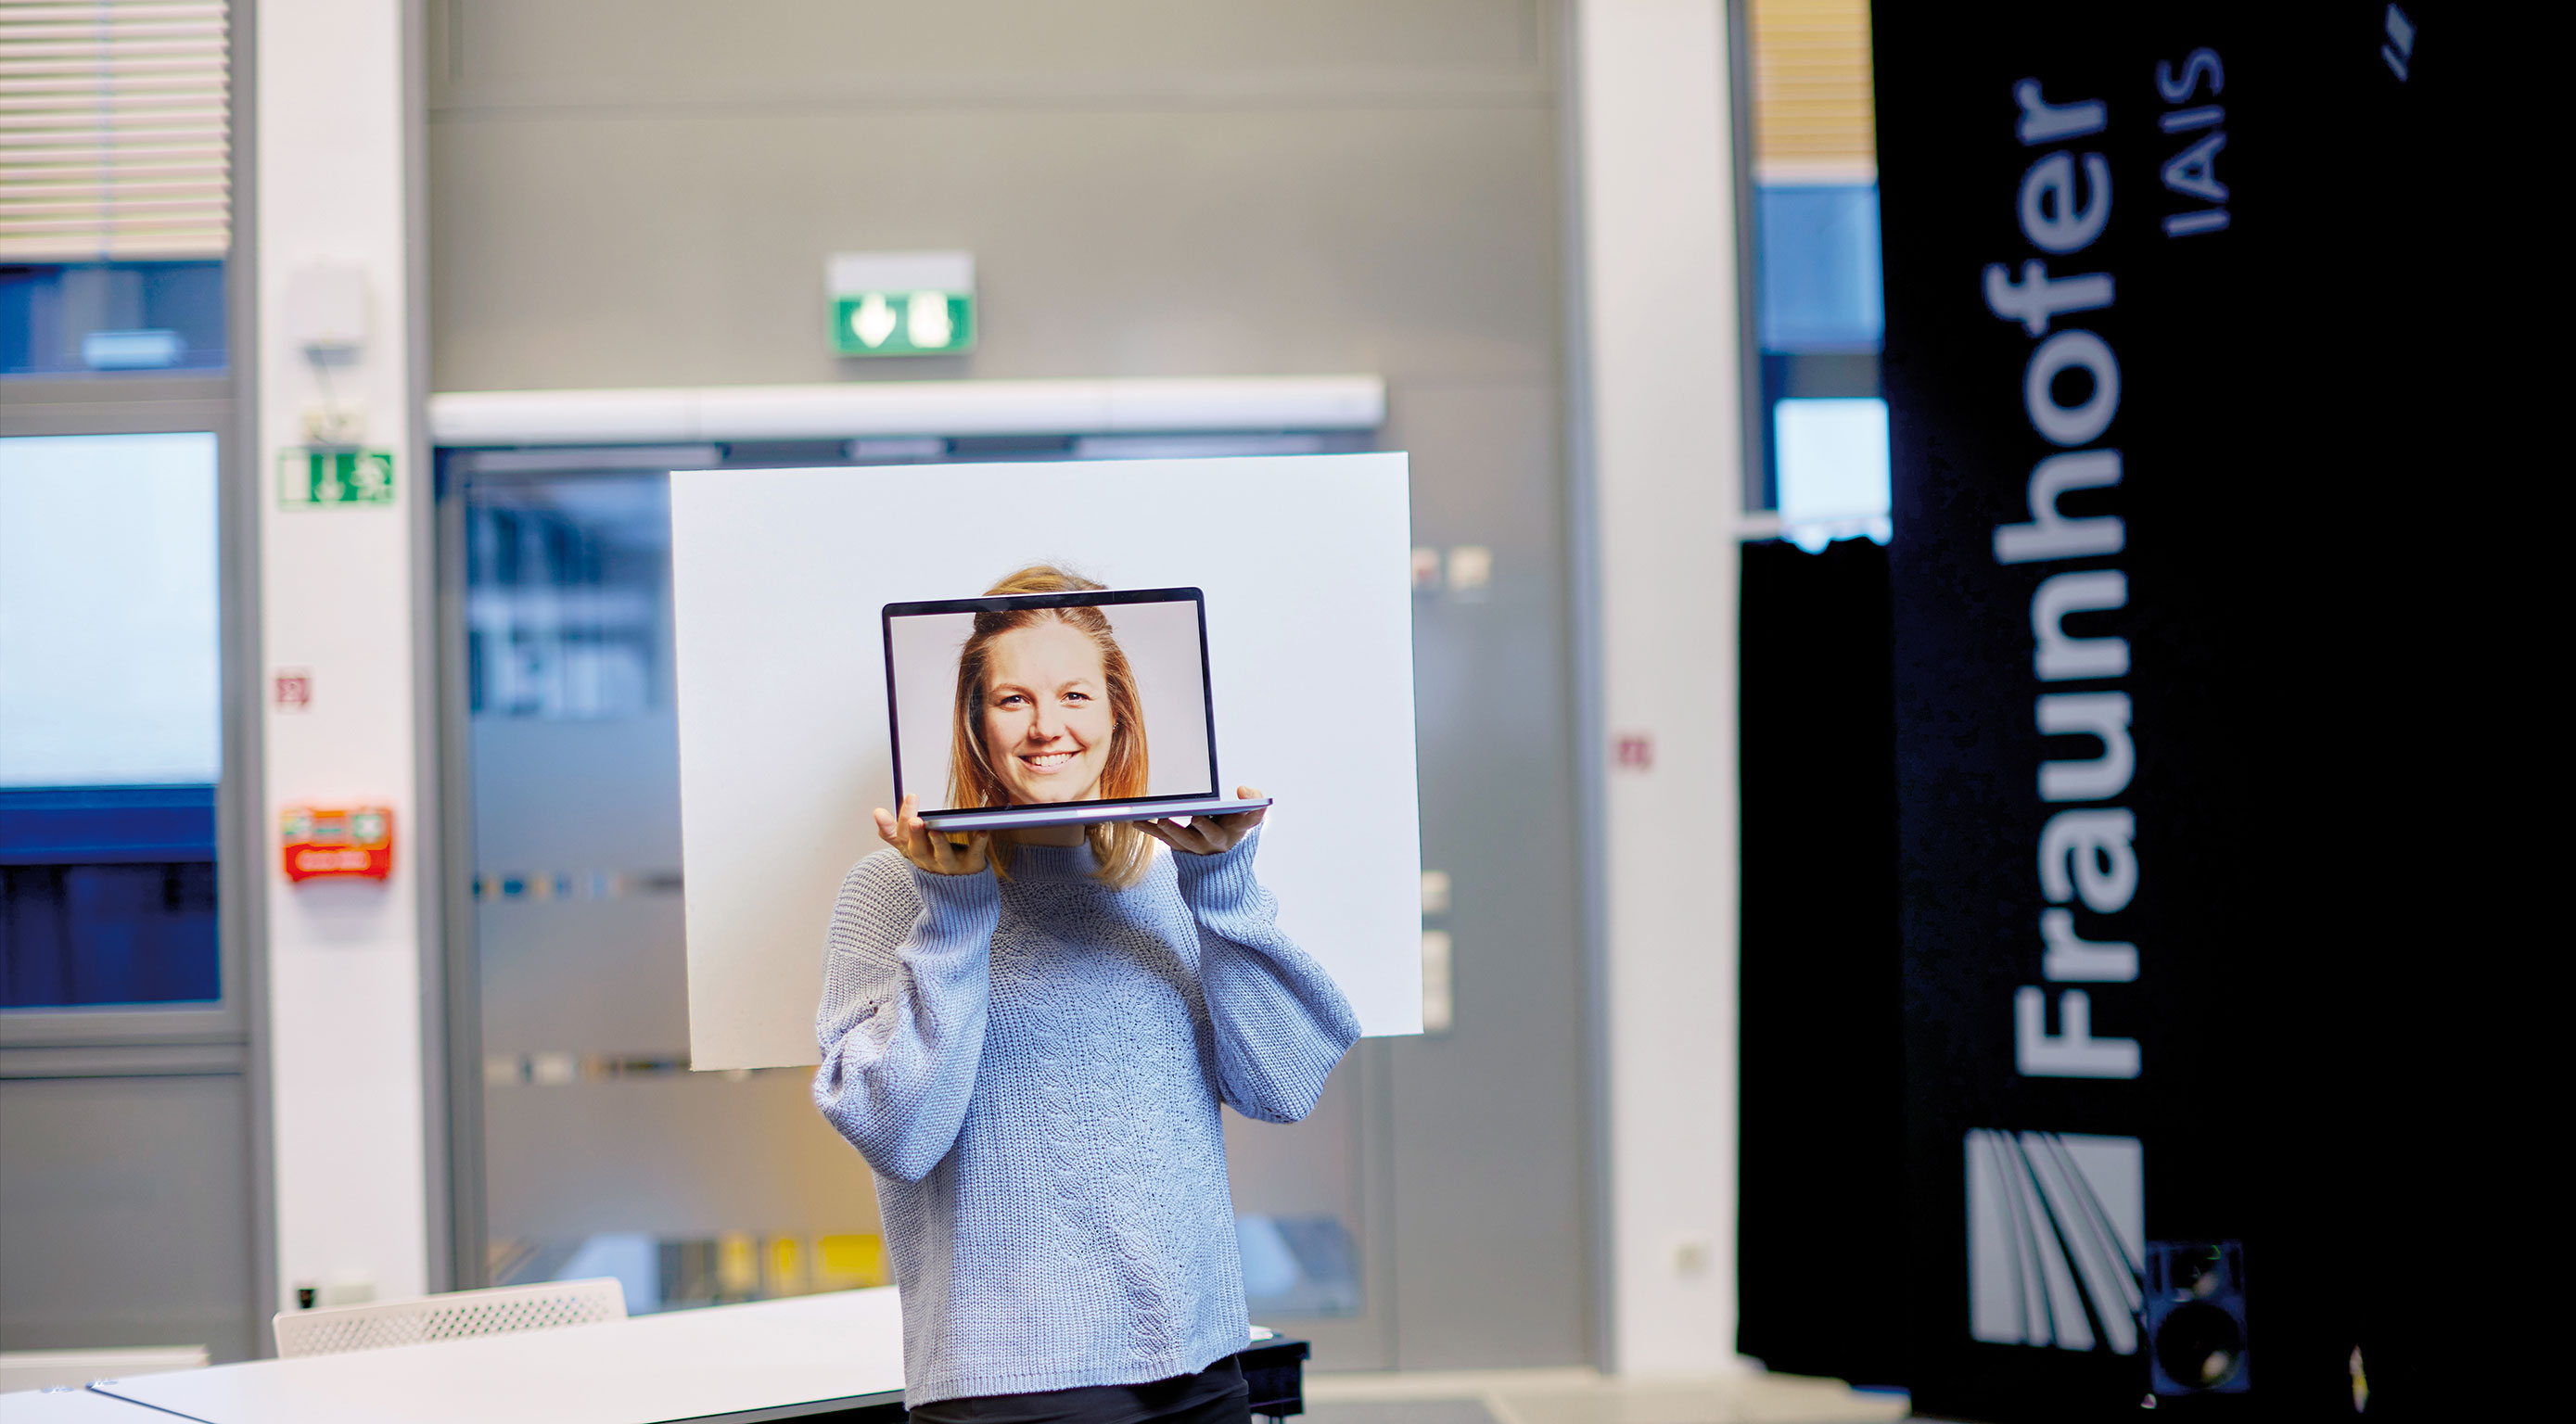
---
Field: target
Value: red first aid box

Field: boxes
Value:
[280,806,393,883]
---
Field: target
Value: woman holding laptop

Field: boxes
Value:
[812,564,1358,1424]
[930,564,1157,883]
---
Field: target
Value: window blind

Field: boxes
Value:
[1747,0,1876,179]
[0,0,231,261]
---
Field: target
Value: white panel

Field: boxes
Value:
[0,432,221,786]
[427,375,1385,446]
[669,454,1423,1069]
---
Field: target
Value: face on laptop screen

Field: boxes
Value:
[885,592,1216,813]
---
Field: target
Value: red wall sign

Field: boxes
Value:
[281,806,393,883]
[1613,732,1654,770]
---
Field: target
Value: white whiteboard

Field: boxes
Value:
[670,453,1422,1069]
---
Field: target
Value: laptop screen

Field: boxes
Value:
[883,588,1217,814]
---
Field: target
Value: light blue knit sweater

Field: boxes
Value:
[812,831,1360,1405]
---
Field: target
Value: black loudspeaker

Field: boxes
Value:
[2143,1241,2249,1397]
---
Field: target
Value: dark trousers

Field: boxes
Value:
[908,1358,1249,1424]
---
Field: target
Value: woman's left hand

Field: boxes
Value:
[1139,785,1268,857]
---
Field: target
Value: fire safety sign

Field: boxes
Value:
[281,805,393,882]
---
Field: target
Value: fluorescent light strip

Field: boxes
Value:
[429,375,1387,447]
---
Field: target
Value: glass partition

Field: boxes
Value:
[459,465,881,1313]
[447,442,1370,1322]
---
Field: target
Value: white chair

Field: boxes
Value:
[272,1278,627,1358]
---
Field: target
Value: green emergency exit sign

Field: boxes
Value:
[278,448,393,508]
[828,250,976,356]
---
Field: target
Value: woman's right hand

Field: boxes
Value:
[874,794,990,876]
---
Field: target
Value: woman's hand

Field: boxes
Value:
[1140,785,1268,857]
[874,794,990,876]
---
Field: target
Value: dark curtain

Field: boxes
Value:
[1735,534,1906,1386]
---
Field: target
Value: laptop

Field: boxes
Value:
[882,586,1270,833]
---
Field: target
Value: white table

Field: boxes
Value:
[0,1388,172,1421]
[75,1288,908,1424]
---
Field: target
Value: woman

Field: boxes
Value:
[815,565,1359,1424]
[945,581,1152,882]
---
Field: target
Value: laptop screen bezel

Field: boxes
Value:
[881,586,1221,819]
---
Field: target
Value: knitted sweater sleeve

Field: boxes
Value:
[812,853,1001,1183]
[1171,831,1363,1124]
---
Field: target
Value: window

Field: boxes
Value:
[0,4,253,1368]
[1741,0,1889,549]
[1,261,228,374]
[0,431,223,1007]
[0,1,235,374]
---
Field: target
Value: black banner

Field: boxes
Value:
[1874,4,2468,1418]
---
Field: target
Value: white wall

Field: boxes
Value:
[257,0,432,1313]
[1572,0,1748,1376]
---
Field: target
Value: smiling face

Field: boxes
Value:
[978,618,1117,804]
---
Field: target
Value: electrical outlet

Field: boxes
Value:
[1673,1234,1714,1277]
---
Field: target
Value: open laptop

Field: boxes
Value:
[882,586,1270,833]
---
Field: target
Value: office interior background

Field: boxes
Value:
[1,1,2482,1420]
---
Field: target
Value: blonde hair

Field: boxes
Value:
[948,565,1154,888]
